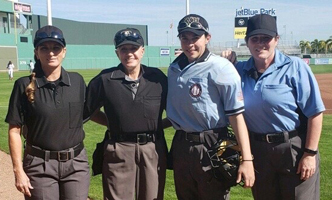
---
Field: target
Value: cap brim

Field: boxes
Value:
[116,40,143,48]
[178,28,206,36]
[34,38,65,48]
[246,29,277,39]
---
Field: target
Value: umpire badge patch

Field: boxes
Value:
[189,83,202,98]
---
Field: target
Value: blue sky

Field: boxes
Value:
[21,0,332,46]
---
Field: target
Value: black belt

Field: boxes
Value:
[250,129,299,143]
[111,132,155,144]
[25,143,84,162]
[178,127,229,143]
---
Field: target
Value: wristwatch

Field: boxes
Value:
[304,148,318,155]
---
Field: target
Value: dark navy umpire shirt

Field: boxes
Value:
[84,64,168,136]
[5,67,86,151]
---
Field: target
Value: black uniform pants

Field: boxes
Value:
[250,134,320,200]
[171,130,230,200]
[23,148,90,200]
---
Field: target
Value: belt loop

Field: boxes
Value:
[71,150,75,158]
[199,132,205,143]
[44,150,50,162]
[283,131,289,142]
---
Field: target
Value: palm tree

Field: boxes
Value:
[325,38,332,54]
[310,39,320,54]
[299,40,311,54]
[318,40,326,54]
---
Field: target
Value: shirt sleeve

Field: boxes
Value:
[83,74,105,120]
[212,58,244,115]
[5,79,28,126]
[292,58,325,118]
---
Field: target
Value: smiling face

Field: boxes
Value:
[179,32,211,63]
[116,44,144,72]
[34,41,66,70]
[247,34,279,64]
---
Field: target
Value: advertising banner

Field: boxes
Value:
[234,8,276,39]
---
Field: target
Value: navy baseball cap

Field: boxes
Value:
[245,14,278,40]
[34,25,66,48]
[177,14,209,36]
[114,28,144,48]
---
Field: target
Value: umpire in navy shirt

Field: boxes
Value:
[6,25,90,199]
[84,28,168,200]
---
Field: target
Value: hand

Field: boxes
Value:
[237,161,255,188]
[14,169,33,197]
[221,50,238,65]
[297,153,316,180]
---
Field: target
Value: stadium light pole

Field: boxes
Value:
[47,0,52,25]
[186,0,190,15]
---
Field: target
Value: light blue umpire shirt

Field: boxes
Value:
[235,49,325,134]
[167,51,245,132]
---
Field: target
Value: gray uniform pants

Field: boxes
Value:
[23,148,90,200]
[250,134,320,200]
[102,138,167,200]
[171,131,230,200]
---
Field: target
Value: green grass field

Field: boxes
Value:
[0,64,331,200]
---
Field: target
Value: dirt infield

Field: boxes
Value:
[316,74,332,114]
[0,150,24,200]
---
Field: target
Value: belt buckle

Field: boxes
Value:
[185,132,200,143]
[265,134,274,143]
[58,151,69,162]
[184,132,194,142]
[137,133,148,145]
[184,132,189,141]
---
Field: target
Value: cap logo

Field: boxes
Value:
[122,30,138,38]
[184,16,200,25]
[189,83,202,98]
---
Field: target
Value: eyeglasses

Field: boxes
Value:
[114,30,142,46]
[249,36,273,44]
[178,21,208,33]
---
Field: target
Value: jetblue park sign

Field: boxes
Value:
[236,8,276,17]
[234,8,276,39]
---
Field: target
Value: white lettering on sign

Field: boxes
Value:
[236,8,276,17]
[14,3,32,13]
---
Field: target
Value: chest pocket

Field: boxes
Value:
[143,96,161,120]
[262,84,294,109]
[69,102,83,128]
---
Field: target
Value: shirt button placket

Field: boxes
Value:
[54,88,61,106]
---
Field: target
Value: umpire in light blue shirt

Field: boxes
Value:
[222,14,325,200]
[164,14,255,200]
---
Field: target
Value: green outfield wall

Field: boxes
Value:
[0,0,180,71]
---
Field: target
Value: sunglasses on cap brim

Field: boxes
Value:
[178,21,208,33]
[114,30,142,46]
[35,31,65,45]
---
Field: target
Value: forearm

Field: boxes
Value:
[8,125,24,174]
[305,112,323,150]
[228,113,252,160]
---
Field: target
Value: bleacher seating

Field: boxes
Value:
[209,40,301,57]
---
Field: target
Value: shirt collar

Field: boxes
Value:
[35,67,71,88]
[173,49,211,69]
[110,64,149,79]
[243,49,292,74]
